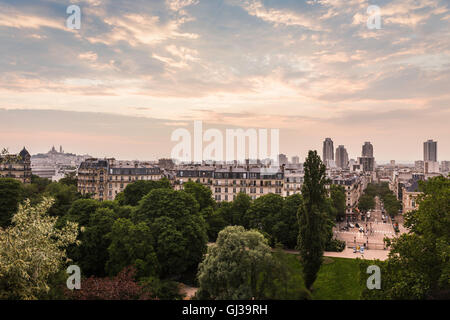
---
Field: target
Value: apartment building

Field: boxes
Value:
[284,169,304,197]
[330,175,366,215]
[0,147,32,184]
[174,164,284,201]
[78,158,162,201]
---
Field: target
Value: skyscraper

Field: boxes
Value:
[359,142,375,172]
[335,145,348,169]
[423,139,437,162]
[362,142,373,157]
[323,138,334,162]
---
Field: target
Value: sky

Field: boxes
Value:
[0,0,449,163]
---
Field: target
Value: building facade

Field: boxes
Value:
[77,158,163,201]
[335,145,349,169]
[0,147,32,184]
[174,164,284,201]
[423,139,437,162]
[323,138,334,165]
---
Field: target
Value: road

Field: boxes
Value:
[333,196,406,250]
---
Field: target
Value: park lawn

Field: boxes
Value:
[312,257,364,300]
[278,253,363,300]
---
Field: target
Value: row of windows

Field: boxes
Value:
[214,187,283,194]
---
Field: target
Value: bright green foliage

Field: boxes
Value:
[0,178,22,228]
[0,198,79,300]
[123,178,171,206]
[297,151,329,290]
[197,226,276,300]
[106,218,159,278]
[361,176,450,299]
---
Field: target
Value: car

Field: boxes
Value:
[349,223,355,228]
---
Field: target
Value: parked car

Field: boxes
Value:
[349,223,355,228]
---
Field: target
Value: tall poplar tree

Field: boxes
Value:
[297,151,329,290]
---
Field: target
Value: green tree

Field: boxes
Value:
[297,151,329,290]
[272,194,303,249]
[59,172,78,187]
[72,208,118,277]
[330,185,346,220]
[123,178,171,206]
[45,182,80,218]
[183,181,215,212]
[132,189,208,279]
[106,218,159,278]
[0,178,23,228]
[65,198,100,227]
[197,226,275,300]
[358,194,375,213]
[361,176,450,299]
[0,198,79,299]
[245,193,284,244]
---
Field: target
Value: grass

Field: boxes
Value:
[312,257,363,300]
[277,252,364,300]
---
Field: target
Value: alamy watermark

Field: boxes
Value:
[367,5,382,30]
[366,265,381,290]
[66,265,81,290]
[171,121,280,173]
[66,5,81,30]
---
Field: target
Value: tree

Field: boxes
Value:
[330,185,346,220]
[59,172,78,187]
[245,193,284,244]
[197,226,275,300]
[45,182,80,218]
[202,206,228,242]
[123,179,171,206]
[361,176,450,299]
[0,178,23,228]
[65,198,100,227]
[183,181,215,212]
[358,194,375,213]
[297,151,329,290]
[272,194,303,249]
[106,218,159,278]
[65,266,153,300]
[0,198,79,299]
[132,189,208,278]
[71,207,118,277]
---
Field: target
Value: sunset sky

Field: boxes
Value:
[0,0,449,162]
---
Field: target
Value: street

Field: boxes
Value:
[333,196,407,251]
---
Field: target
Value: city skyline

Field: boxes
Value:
[3,135,445,165]
[1,0,449,162]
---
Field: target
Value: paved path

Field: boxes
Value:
[324,248,389,261]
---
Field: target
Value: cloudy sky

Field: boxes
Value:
[0,0,449,162]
